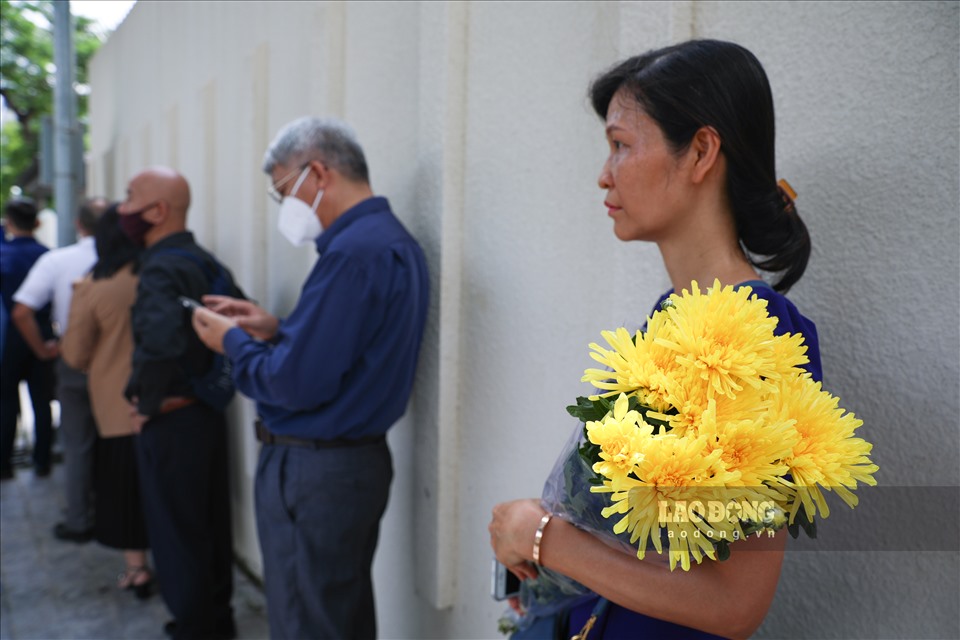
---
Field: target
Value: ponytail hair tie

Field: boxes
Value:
[777,178,798,212]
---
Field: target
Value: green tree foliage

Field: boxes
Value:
[0,0,102,212]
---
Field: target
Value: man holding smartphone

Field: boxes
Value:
[192,117,430,640]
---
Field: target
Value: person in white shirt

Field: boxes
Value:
[11,198,108,542]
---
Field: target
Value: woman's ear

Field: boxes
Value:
[689,126,723,184]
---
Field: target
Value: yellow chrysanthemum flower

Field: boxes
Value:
[581,313,679,412]
[582,327,647,394]
[698,397,797,491]
[771,374,879,522]
[593,433,743,571]
[654,280,782,400]
[586,394,654,481]
[574,278,876,572]
[769,331,810,379]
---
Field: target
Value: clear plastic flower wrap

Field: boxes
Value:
[513,419,671,628]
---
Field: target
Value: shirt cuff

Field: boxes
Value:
[223,326,252,358]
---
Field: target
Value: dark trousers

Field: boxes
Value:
[136,403,234,640]
[255,438,393,640]
[0,334,55,473]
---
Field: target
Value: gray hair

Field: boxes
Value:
[262,116,369,184]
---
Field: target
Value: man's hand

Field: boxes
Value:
[202,295,279,341]
[191,307,238,355]
[39,339,59,361]
[11,303,59,360]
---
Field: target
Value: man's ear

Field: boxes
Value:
[308,159,331,190]
[144,201,166,225]
[689,126,723,185]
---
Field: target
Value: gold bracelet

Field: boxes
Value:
[532,513,552,565]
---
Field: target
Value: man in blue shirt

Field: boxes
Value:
[193,117,430,639]
[0,198,55,480]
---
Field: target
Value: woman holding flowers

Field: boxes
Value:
[490,39,835,639]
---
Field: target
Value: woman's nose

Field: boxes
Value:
[598,159,613,189]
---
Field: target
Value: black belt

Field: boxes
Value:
[254,419,385,449]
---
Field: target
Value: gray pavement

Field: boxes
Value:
[0,459,270,640]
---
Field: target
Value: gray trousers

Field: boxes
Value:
[56,359,97,531]
[255,438,392,640]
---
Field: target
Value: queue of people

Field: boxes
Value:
[0,37,821,640]
[0,116,429,640]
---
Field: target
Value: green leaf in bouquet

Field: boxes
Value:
[739,519,766,537]
[787,503,817,539]
[566,438,602,499]
[636,404,674,433]
[578,424,602,465]
[566,395,613,423]
[715,539,731,562]
[560,440,620,536]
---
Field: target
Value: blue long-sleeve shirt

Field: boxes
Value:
[224,196,429,440]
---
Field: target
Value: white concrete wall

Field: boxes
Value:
[88,1,959,638]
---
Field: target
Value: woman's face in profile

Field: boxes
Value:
[597,89,691,243]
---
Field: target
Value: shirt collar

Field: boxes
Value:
[145,231,195,254]
[314,196,389,254]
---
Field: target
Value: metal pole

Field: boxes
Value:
[53,0,78,248]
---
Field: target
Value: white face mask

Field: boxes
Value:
[276,166,324,246]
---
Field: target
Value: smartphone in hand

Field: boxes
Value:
[178,296,203,312]
[491,559,522,601]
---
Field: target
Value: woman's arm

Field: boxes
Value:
[490,498,786,640]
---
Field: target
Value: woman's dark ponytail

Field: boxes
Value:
[589,39,811,292]
[734,182,810,292]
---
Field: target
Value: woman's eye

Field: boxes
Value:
[611,140,625,150]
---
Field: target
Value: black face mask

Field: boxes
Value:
[118,203,157,247]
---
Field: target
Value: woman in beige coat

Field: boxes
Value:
[61,205,152,598]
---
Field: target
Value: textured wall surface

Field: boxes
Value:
[688,3,960,638]
[89,1,958,637]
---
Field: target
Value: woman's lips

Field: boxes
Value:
[604,201,621,215]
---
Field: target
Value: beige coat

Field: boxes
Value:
[61,264,138,438]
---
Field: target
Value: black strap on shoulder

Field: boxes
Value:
[152,247,220,286]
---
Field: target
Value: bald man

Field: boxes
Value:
[118,167,241,640]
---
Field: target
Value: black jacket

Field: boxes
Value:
[125,231,243,416]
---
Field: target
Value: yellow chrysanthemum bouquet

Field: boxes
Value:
[524,280,877,618]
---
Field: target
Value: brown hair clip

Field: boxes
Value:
[777,178,798,212]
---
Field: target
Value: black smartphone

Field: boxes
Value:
[178,296,203,312]
[490,559,521,601]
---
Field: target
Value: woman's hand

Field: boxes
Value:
[489,498,547,582]
[128,399,148,434]
[202,295,278,341]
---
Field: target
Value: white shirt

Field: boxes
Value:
[13,236,97,334]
